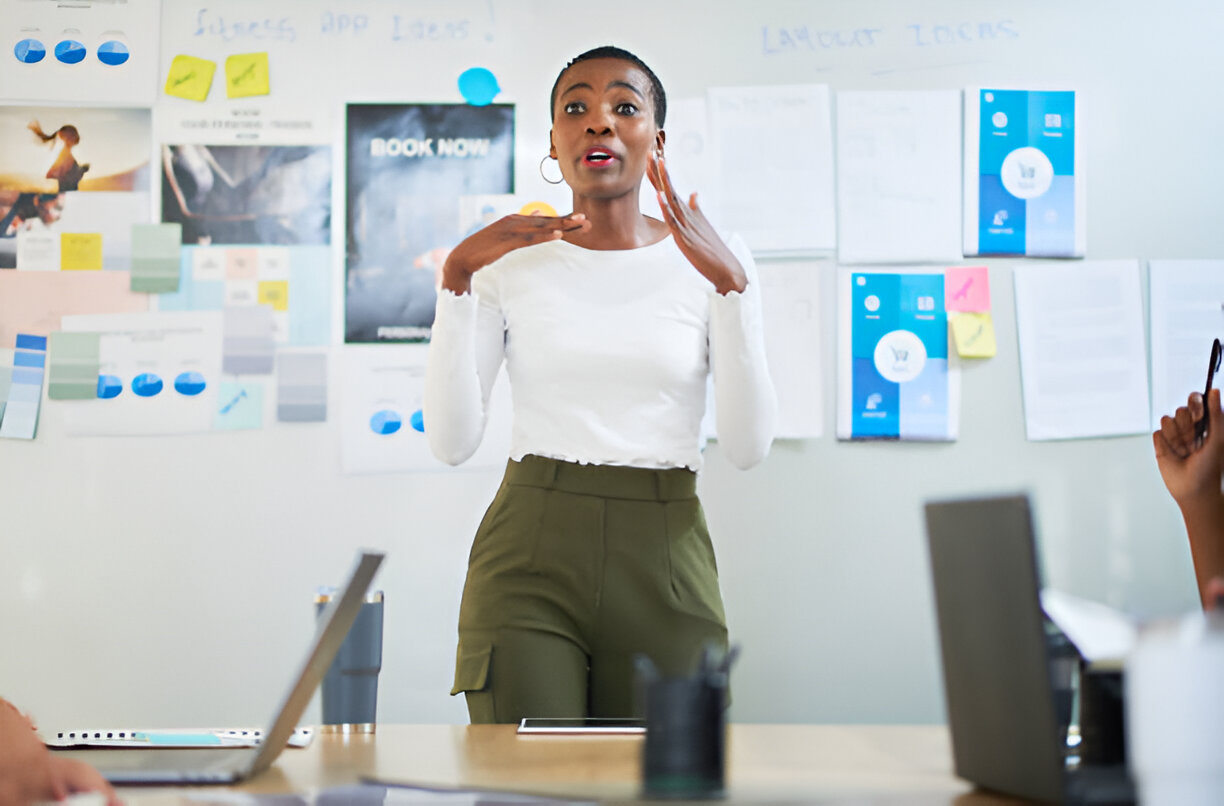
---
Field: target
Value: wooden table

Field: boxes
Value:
[116,724,1032,805]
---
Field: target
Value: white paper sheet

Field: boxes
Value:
[835,90,962,264]
[58,311,223,435]
[637,97,712,220]
[1013,260,1149,440]
[1041,588,1136,663]
[1148,260,1224,429]
[340,345,510,475]
[0,0,160,106]
[758,262,823,438]
[707,85,834,255]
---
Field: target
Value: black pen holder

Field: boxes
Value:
[639,660,728,800]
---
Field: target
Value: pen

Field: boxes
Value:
[1195,338,1222,444]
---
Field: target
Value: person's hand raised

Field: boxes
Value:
[647,152,746,295]
[1154,388,1224,508]
[441,212,590,294]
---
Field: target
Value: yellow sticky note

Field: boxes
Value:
[60,233,103,271]
[226,52,270,99]
[164,54,217,102]
[950,312,997,358]
[258,280,289,312]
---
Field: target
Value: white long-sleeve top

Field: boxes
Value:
[424,233,777,472]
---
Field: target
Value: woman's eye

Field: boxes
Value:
[616,103,638,116]
[564,102,585,114]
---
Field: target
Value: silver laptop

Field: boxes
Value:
[923,495,1133,805]
[52,550,384,784]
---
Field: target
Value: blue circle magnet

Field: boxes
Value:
[14,38,46,64]
[97,374,123,399]
[97,40,129,66]
[132,373,164,397]
[458,67,500,106]
[174,371,206,396]
[370,409,403,435]
[54,39,86,64]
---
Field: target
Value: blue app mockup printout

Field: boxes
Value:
[977,89,1076,256]
[850,273,950,440]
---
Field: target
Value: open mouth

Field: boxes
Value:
[582,148,616,167]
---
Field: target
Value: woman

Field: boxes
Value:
[1153,389,1224,609]
[425,46,777,723]
[28,121,90,192]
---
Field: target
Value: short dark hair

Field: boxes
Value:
[549,46,667,128]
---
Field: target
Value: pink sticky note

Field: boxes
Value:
[945,266,991,312]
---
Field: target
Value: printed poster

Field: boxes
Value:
[0,106,151,269]
[837,269,960,441]
[964,89,1084,257]
[345,103,514,343]
[158,145,331,345]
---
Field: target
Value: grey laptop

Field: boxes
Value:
[52,550,384,784]
[923,496,1133,805]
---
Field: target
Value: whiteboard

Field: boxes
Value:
[1,0,1219,730]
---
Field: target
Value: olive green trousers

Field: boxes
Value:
[451,455,728,724]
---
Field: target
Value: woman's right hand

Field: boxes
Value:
[440,212,589,294]
[1154,388,1224,509]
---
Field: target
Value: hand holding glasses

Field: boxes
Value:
[1195,338,1222,445]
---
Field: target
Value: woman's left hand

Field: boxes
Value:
[647,153,746,295]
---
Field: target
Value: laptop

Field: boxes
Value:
[923,495,1134,805]
[52,550,384,784]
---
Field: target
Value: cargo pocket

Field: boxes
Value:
[450,644,492,696]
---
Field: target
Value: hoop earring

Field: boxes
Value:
[539,155,564,185]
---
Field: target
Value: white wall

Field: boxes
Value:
[1,0,1220,730]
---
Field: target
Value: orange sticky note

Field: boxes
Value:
[258,280,289,312]
[226,52,270,99]
[165,54,217,102]
[60,233,102,271]
[519,201,558,217]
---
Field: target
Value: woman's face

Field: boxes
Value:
[549,58,663,200]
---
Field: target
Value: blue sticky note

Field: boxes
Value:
[16,334,47,351]
[214,381,263,431]
[145,733,222,746]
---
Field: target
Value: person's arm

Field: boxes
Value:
[1153,388,1224,609]
[647,154,776,467]
[424,212,590,465]
[0,698,120,806]
[423,284,505,466]
[707,236,777,469]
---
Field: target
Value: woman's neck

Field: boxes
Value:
[564,191,666,250]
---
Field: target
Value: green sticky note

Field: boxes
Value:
[131,258,181,293]
[226,52,270,99]
[131,223,182,259]
[47,332,100,400]
[131,224,182,293]
[49,332,100,361]
[165,55,217,102]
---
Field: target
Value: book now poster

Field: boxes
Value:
[837,269,959,441]
[345,103,514,343]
